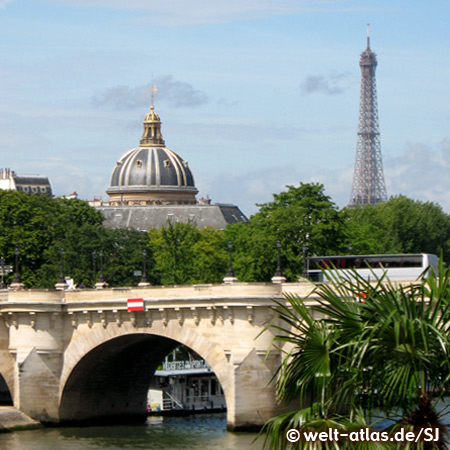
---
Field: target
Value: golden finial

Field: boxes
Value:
[151,86,157,106]
[150,85,157,119]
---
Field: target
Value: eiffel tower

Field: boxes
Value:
[349,25,387,206]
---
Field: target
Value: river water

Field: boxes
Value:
[0,414,263,450]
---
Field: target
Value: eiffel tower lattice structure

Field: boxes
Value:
[349,25,388,206]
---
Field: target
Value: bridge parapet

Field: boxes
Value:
[0,281,317,308]
[3,289,64,304]
[63,282,287,302]
[0,281,318,429]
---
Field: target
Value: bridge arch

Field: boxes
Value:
[59,324,232,423]
[0,373,13,406]
[0,323,15,403]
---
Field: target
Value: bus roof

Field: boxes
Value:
[308,254,433,261]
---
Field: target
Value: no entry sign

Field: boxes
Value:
[127,298,144,311]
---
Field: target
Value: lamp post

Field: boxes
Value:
[99,250,104,283]
[54,247,68,289]
[58,248,65,284]
[223,241,238,283]
[348,243,353,255]
[13,247,20,283]
[142,249,147,283]
[94,250,107,288]
[272,240,286,283]
[0,257,5,289]
[275,241,282,276]
[226,241,234,278]
[10,247,24,289]
[92,250,97,287]
[302,244,308,279]
[138,249,151,287]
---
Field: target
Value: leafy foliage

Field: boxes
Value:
[3,186,450,289]
[228,183,348,281]
[344,196,450,260]
[261,262,450,449]
[148,222,228,285]
[0,190,149,288]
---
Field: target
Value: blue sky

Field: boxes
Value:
[0,0,449,216]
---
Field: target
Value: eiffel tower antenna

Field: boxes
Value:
[349,25,387,206]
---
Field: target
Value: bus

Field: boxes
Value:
[307,253,438,282]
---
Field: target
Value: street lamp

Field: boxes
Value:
[138,248,151,287]
[271,240,286,283]
[92,250,97,286]
[13,247,20,283]
[274,240,283,277]
[348,243,353,255]
[99,250,104,283]
[302,244,308,279]
[141,249,147,283]
[226,241,234,278]
[58,248,66,284]
[0,257,5,289]
[223,240,238,283]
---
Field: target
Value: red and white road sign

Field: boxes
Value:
[127,298,144,311]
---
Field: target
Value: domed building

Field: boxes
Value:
[96,103,248,230]
[107,105,198,206]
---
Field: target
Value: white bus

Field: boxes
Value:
[307,253,438,282]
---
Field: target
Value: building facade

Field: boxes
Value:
[95,103,248,230]
[0,168,53,196]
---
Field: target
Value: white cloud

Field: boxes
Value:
[299,72,355,96]
[384,139,450,212]
[92,76,208,109]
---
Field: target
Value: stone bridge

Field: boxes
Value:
[0,281,314,430]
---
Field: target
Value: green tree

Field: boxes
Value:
[34,215,150,288]
[345,195,450,261]
[0,191,53,285]
[191,227,228,284]
[148,221,200,285]
[229,183,347,282]
[223,222,271,282]
[149,222,229,285]
[0,191,149,288]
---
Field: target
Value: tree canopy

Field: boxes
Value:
[344,195,450,260]
[148,222,228,285]
[2,186,450,288]
[0,190,148,288]
[227,183,348,281]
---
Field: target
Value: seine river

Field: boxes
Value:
[0,414,263,450]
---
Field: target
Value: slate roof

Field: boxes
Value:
[97,203,249,231]
[12,174,52,196]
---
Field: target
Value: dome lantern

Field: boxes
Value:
[140,105,165,147]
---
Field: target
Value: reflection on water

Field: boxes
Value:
[0,413,263,450]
